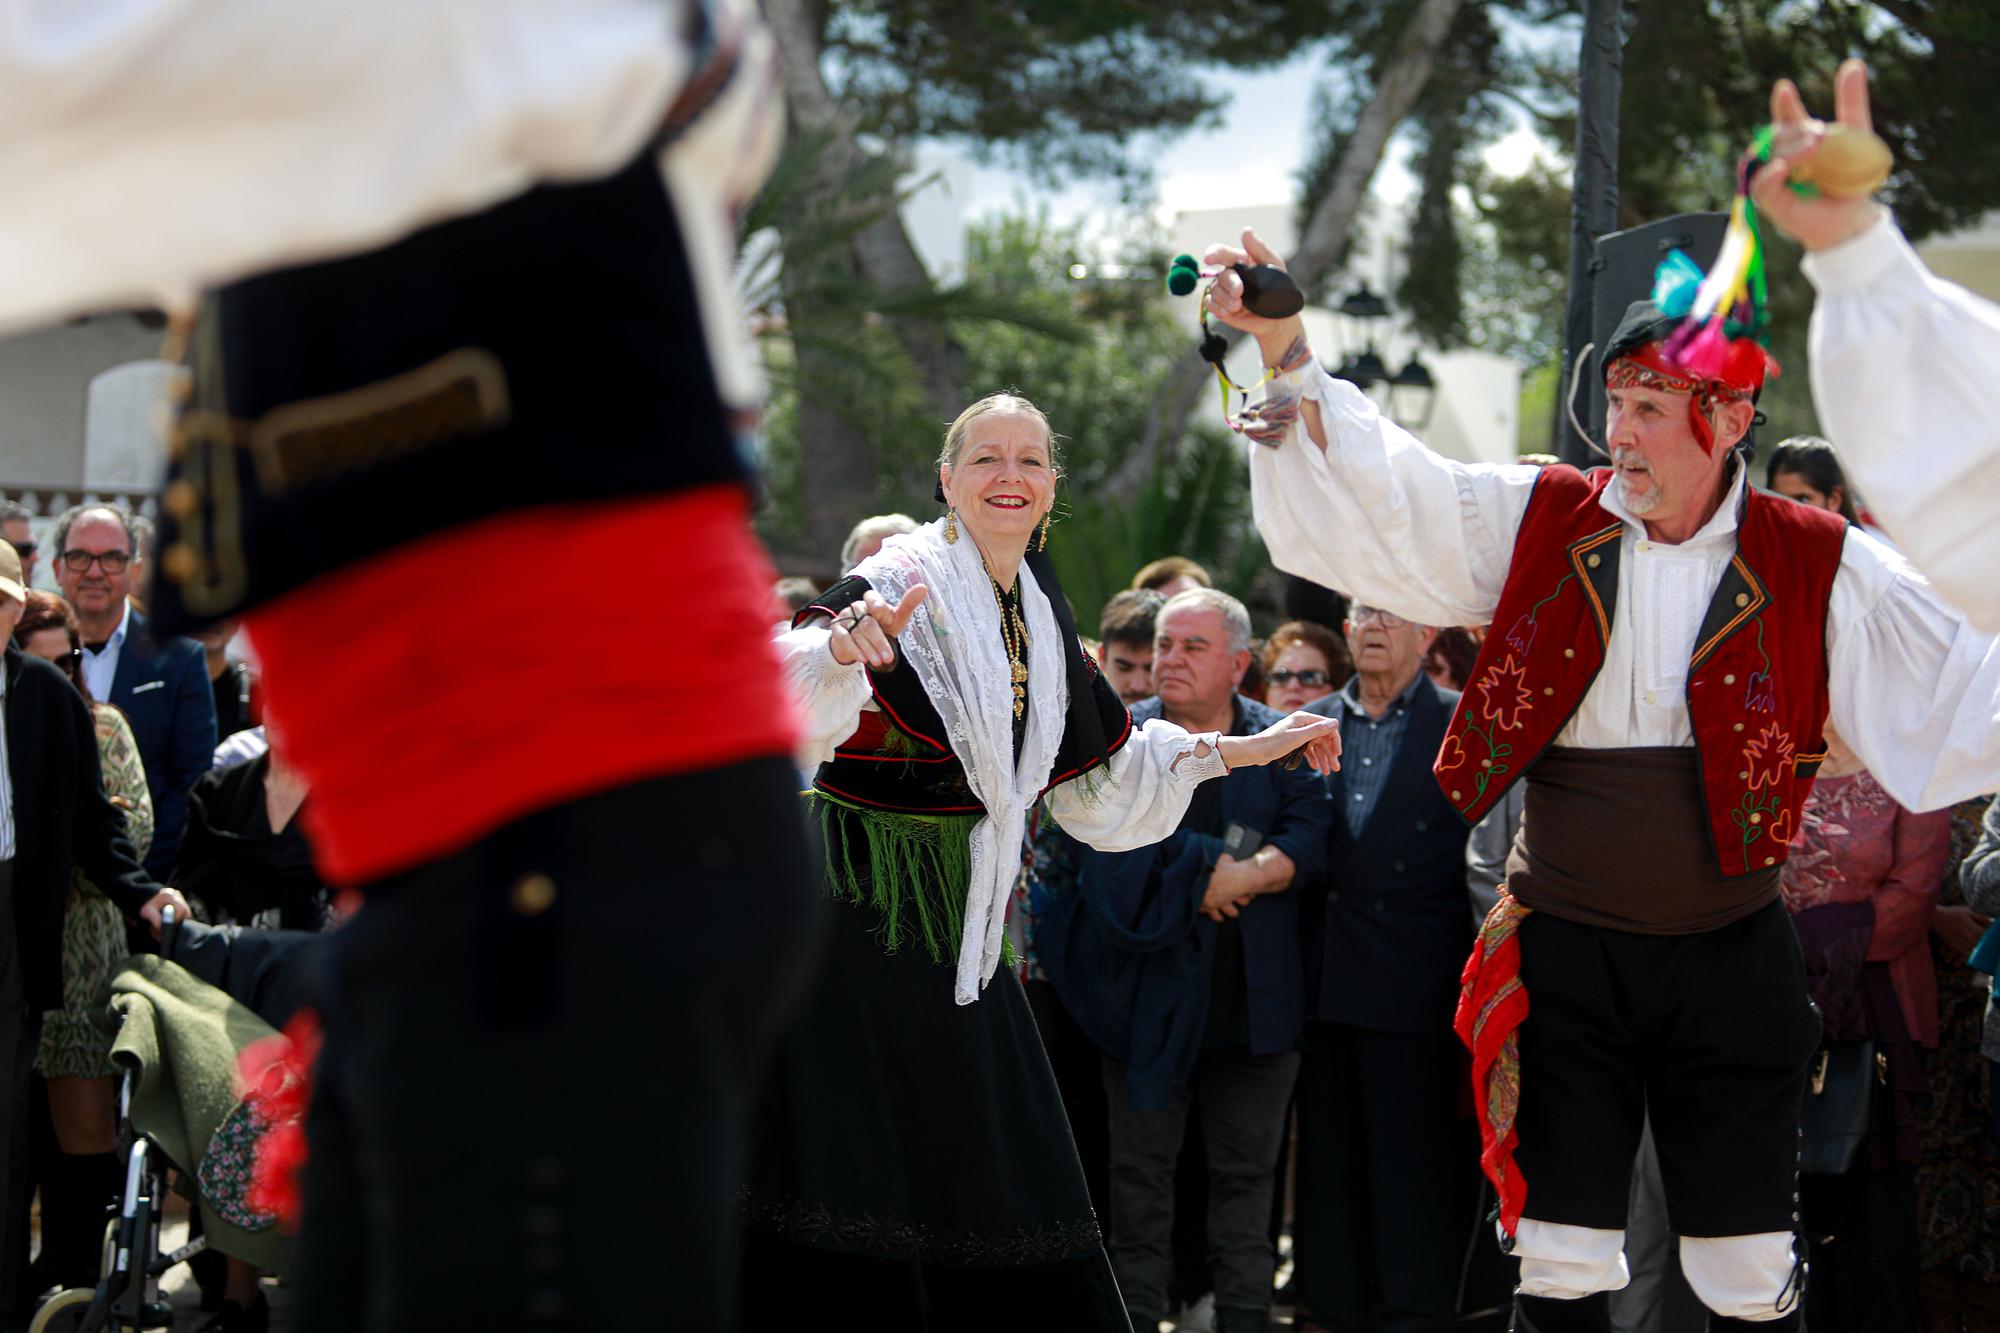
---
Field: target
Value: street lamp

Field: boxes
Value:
[1388,356,1438,431]
[1336,283,1391,322]
[1325,282,1437,431]
[1331,348,1389,389]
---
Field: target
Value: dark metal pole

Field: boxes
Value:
[1553,0,1624,465]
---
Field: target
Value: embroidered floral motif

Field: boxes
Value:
[196,1100,280,1233]
[1743,722,1796,791]
[1476,655,1534,733]
[1768,804,1796,848]
[1743,669,1775,713]
[1436,734,1468,774]
[1503,614,1538,657]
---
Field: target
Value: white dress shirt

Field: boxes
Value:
[1804,216,2000,632]
[80,600,133,707]
[1248,362,2000,813]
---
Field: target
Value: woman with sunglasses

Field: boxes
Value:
[10,590,162,1294]
[1259,620,1354,714]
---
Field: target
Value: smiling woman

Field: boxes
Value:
[747,391,1341,1331]
[937,392,1060,590]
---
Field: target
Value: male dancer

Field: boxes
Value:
[1205,226,1998,1327]
[0,4,818,1328]
[1754,60,2000,633]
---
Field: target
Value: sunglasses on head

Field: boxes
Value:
[1266,669,1329,688]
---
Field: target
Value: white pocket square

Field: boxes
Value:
[129,680,165,695]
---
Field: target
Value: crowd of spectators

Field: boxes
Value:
[768,454,2000,1333]
[1,502,330,1332]
[3,420,1994,1333]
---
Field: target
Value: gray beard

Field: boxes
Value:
[1613,471,1661,515]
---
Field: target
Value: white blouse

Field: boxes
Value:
[1247,361,2000,813]
[776,624,1228,851]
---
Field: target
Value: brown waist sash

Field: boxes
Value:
[1505,746,1780,935]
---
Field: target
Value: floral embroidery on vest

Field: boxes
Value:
[1435,465,1844,878]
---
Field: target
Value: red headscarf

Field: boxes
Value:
[1605,340,1776,456]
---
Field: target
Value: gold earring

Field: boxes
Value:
[944,508,959,545]
[1037,509,1053,551]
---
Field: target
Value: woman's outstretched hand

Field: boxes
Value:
[826,585,928,670]
[1218,711,1342,776]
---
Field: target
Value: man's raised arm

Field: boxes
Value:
[1753,60,2000,632]
[1203,228,1538,629]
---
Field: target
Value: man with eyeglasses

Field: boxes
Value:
[1291,603,1474,1332]
[1063,587,1331,1333]
[0,541,187,1321]
[52,505,214,881]
[0,503,34,589]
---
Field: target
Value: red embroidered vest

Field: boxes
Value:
[1435,466,1848,878]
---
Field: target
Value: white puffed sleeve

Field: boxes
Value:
[774,626,874,770]
[0,0,696,332]
[1043,719,1228,852]
[1805,217,2000,632]
[1825,526,2000,812]
[1247,358,1540,628]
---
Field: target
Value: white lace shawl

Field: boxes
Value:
[853,519,1069,1005]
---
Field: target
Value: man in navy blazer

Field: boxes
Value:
[1295,604,1476,1333]
[1059,589,1331,1333]
[55,506,217,880]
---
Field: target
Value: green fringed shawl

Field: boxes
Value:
[809,792,1014,967]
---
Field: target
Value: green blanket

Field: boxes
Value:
[103,956,292,1274]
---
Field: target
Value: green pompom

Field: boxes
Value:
[1171,254,1198,271]
[1166,268,1198,296]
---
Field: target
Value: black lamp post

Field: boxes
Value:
[1388,356,1438,430]
[1327,283,1436,430]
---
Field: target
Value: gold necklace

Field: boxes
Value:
[990,576,1030,719]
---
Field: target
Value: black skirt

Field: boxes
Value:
[741,884,1130,1331]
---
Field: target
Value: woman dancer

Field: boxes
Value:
[742,393,1339,1331]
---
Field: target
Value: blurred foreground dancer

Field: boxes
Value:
[0,4,821,1329]
[1210,212,1999,1329]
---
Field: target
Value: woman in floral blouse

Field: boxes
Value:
[1781,722,1954,1332]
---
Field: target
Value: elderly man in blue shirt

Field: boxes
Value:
[1296,603,1476,1332]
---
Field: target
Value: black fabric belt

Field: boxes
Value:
[149,149,748,633]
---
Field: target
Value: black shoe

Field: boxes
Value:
[1709,1314,1800,1333]
[195,1293,269,1333]
[188,1245,227,1313]
[1512,1292,1612,1333]
[1214,1307,1274,1333]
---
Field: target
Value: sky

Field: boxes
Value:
[901,49,1551,276]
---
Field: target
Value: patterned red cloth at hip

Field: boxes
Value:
[236,1009,323,1230]
[1455,893,1533,1241]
